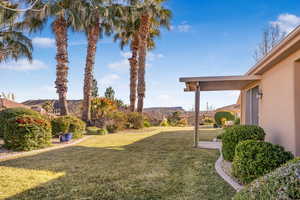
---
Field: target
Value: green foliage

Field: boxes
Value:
[160,118,169,127]
[0,107,41,138]
[144,120,151,128]
[104,86,115,100]
[127,112,144,129]
[51,117,70,137]
[3,115,52,151]
[177,118,188,127]
[214,111,235,127]
[91,97,117,121]
[167,111,181,126]
[97,128,108,135]
[234,118,240,125]
[91,78,99,98]
[106,124,118,133]
[64,116,86,139]
[232,140,294,184]
[42,101,54,113]
[51,116,85,138]
[86,127,107,135]
[222,125,266,161]
[107,111,127,131]
[204,117,214,124]
[233,158,300,200]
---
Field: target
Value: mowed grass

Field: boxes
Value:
[0,127,234,200]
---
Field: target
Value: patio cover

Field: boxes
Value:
[179,75,261,147]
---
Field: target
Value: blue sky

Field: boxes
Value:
[1,0,300,110]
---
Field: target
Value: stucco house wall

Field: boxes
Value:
[241,50,300,156]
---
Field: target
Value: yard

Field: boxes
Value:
[0,127,234,200]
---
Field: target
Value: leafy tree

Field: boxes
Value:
[0,2,32,62]
[104,86,115,100]
[91,78,99,98]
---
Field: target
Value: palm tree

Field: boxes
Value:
[0,2,33,62]
[114,6,140,112]
[20,0,82,116]
[133,0,171,113]
[79,1,122,123]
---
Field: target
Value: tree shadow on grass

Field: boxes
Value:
[1,130,234,200]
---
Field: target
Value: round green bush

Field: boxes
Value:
[144,120,151,128]
[232,140,294,184]
[51,117,70,137]
[222,125,266,161]
[160,119,169,127]
[4,115,52,151]
[214,111,235,127]
[127,112,144,129]
[64,115,86,139]
[97,128,108,135]
[233,158,300,200]
[0,107,41,138]
[106,124,118,133]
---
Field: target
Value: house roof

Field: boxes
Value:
[179,75,261,91]
[0,98,30,109]
[180,25,300,92]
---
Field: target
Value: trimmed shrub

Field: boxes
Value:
[233,158,300,200]
[51,117,70,137]
[86,127,107,135]
[144,120,151,128]
[177,118,188,127]
[106,124,118,133]
[97,128,108,135]
[160,118,169,127]
[232,140,294,184]
[64,116,86,139]
[108,111,127,131]
[4,115,52,151]
[214,111,235,127]
[234,118,240,125]
[0,107,41,138]
[222,125,265,161]
[127,112,144,129]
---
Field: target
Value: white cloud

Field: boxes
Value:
[0,59,48,71]
[99,74,120,86]
[271,14,300,34]
[32,37,55,47]
[108,51,164,71]
[177,21,191,32]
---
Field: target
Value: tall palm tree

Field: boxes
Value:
[20,0,82,116]
[133,0,171,113]
[79,1,122,123]
[114,6,140,112]
[0,2,33,62]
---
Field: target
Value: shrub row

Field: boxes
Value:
[0,108,86,151]
[221,125,294,188]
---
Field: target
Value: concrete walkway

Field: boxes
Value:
[198,141,244,191]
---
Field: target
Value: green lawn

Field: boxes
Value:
[0,127,234,200]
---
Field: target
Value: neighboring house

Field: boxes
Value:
[180,25,300,156]
[216,104,241,118]
[0,98,30,110]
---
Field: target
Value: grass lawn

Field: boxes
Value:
[0,127,234,200]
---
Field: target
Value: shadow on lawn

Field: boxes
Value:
[1,129,234,200]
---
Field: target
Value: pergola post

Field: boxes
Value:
[194,83,200,148]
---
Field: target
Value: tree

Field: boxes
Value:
[104,86,115,100]
[131,0,171,113]
[80,1,122,122]
[0,2,32,62]
[253,25,286,62]
[42,101,54,113]
[91,77,99,98]
[20,0,83,116]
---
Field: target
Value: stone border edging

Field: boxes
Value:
[198,141,244,191]
[0,136,93,161]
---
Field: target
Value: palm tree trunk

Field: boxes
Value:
[137,14,150,113]
[53,17,69,116]
[82,24,100,123]
[129,33,139,112]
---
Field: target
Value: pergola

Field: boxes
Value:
[179,75,261,147]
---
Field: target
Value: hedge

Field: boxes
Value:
[51,116,86,138]
[214,111,235,127]
[4,115,52,151]
[0,107,41,138]
[51,117,70,137]
[232,140,294,184]
[233,158,300,200]
[222,125,266,161]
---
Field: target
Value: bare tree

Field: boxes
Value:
[253,25,286,62]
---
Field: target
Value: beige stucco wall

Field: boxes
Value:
[241,50,300,156]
